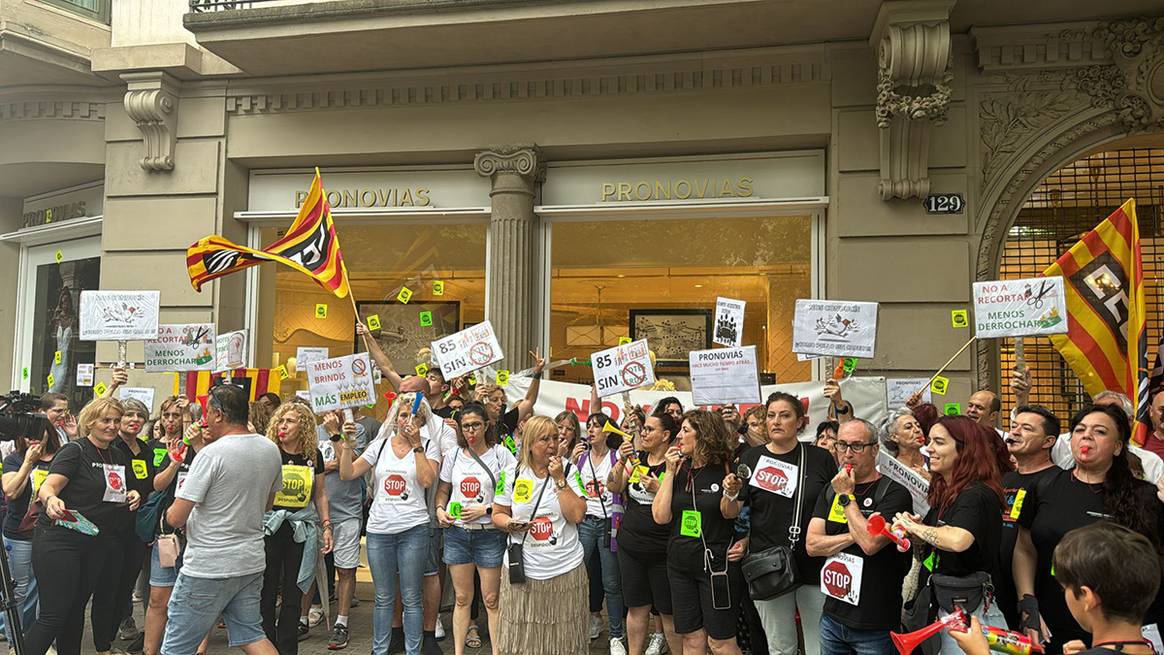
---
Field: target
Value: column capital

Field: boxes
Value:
[121,71,181,172]
[473,145,543,182]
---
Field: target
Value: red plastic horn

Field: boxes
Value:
[867,512,911,552]
[891,609,965,655]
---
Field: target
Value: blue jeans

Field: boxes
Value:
[161,572,267,655]
[577,515,625,639]
[366,525,430,655]
[819,614,894,655]
[4,537,38,642]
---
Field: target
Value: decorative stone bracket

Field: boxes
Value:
[122,72,180,172]
[870,0,955,200]
[1095,17,1164,131]
[473,146,543,194]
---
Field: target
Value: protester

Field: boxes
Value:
[155,396,189,447]
[823,378,853,424]
[493,415,588,655]
[879,407,929,481]
[653,409,745,655]
[27,396,141,655]
[1,408,61,641]
[161,384,284,655]
[435,402,516,655]
[806,419,913,655]
[1034,390,1164,484]
[340,392,441,655]
[738,393,834,655]
[262,402,333,655]
[250,400,274,436]
[965,390,1004,437]
[1145,388,1164,461]
[652,397,684,424]
[814,420,839,461]
[41,390,77,441]
[741,407,767,450]
[1012,404,1164,652]
[556,411,581,455]
[573,412,627,654]
[608,413,683,655]
[892,415,1010,655]
[259,392,282,413]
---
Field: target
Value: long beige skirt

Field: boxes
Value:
[496,562,589,655]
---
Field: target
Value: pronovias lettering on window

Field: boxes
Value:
[295,188,432,209]
[600,177,753,202]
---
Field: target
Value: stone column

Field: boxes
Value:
[474,146,542,371]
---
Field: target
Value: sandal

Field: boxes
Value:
[465,625,482,649]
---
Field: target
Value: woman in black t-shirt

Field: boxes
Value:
[892,415,1010,655]
[262,402,333,655]
[27,397,141,655]
[652,409,744,655]
[608,412,682,655]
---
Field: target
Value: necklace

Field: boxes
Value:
[1091,639,1156,654]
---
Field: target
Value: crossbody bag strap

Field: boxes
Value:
[587,452,609,522]
[464,446,497,494]
[788,445,807,547]
[511,465,553,547]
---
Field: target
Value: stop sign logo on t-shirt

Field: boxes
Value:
[753,467,788,493]
[821,559,852,598]
[383,474,407,497]
[108,470,123,491]
[461,477,481,498]
[529,516,553,542]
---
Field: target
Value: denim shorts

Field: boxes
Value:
[161,571,266,654]
[149,541,181,588]
[443,525,507,569]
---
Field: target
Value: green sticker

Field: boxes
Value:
[419,311,433,327]
[680,509,702,538]
[924,551,939,572]
[502,435,517,455]
[842,357,857,374]
[495,471,506,495]
[943,402,961,416]
[447,501,462,519]
[153,448,168,468]
[21,367,28,380]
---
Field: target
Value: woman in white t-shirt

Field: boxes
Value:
[435,402,516,655]
[492,415,588,655]
[340,393,441,655]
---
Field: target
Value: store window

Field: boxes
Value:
[548,215,814,388]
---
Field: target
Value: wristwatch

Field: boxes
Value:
[835,402,852,415]
[837,493,853,507]
[555,478,567,490]
[412,446,424,454]
[485,506,493,515]
[329,434,343,442]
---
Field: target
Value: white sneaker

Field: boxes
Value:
[434,617,445,640]
[589,614,602,640]
[307,606,325,628]
[645,632,667,655]
[610,637,627,655]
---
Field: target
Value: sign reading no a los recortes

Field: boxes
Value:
[306,353,377,414]
[792,300,879,359]
[592,339,655,398]
[431,321,505,380]
[972,276,1068,339]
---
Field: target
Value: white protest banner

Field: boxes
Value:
[592,339,656,398]
[76,364,94,387]
[713,297,746,347]
[886,378,932,408]
[432,321,504,380]
[118,386,156,412]
[972,276,1068,339]
[505,377,889,438]
[216,329,248,370]
[144,324,216,372]
[305,352,377,414]
[296,346,330,368]
[792,300,879,358]
[79,290,160,341]
[877,449,930,515]
[689,346,761,405]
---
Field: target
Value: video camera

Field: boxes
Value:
[0,390,52,442]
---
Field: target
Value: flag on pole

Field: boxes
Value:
[1042,198,1150,444]
[186,169,351,297]
[174,368,279,402]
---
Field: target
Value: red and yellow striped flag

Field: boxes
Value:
[1043,198,1150,443]
[186,169,351,297]
[174,368,279,403]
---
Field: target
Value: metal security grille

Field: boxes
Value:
[998,147,1164,423]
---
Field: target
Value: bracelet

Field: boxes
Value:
[723,490,739,502]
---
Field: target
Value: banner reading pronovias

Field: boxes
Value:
[504,377,889,439]
[305,353,376,414]
[689,346,761,405]
[972,276,1068,338]
[145,324,216,372]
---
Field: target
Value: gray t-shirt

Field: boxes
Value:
[316,423,369,522]
[177,432,282,579]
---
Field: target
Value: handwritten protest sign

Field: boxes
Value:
[886,378,932,408]
[119,387,156,413]
[792,300,878,358]
[713,297,745,347]
[145,324,216,372]
[431,321,504,380]
[296,347,330,368]
[80,290,160,341]
[305,353,377,414]
[689,346,760,405]
[972,276,1068,338]
[76,364,94,387]
[216,330,247,370]
[592,339,655,398]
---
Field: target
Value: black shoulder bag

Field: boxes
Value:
[740,445,807,600]
[506,465,551,584]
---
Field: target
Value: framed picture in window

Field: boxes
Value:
[629,309,712,365]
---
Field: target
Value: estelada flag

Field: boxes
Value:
[1042,198,1151,444]
[173,368,278,403]
[186,169,350,297]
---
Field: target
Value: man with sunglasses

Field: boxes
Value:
[806,419,912,655]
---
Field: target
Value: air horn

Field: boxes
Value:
[866,512,911,552]
[602,421,633,440]
[890,608,1044,655]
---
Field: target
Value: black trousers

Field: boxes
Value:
[92,528,149,649]
[25,524,117,655]
[261,523,306,655]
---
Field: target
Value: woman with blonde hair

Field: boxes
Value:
[493,415,588,655]
[262,401,333,655]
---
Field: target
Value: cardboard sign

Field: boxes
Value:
[305,352,377,414]
[76,364,95,387]
[216,329,248,370]
[431,321,505,380]
[886,378,932,408]
[792,300,878,358]
[296,347,330,368]
[972,276,1068,338]
[144,324,216,373]
[118,387,156,412]
[689,345,760,405]
[592,339,655,398]
[79,290,160,341]
[713,297,746,347]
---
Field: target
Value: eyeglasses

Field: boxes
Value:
[834,441,877,453]
[461,422,485,431]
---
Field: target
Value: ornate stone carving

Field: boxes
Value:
[473,146,542,191]
[1094,17,1164,130]
[122,72,180,172]
[978,72,1083,184]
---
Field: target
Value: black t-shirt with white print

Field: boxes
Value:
[41,438,132,535]
[618,450,670,555]
[272,449,325,511]
[667,463,738,571]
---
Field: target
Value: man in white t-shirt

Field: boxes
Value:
[162,384,283,655]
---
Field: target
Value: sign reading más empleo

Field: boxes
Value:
[306,353,377,414]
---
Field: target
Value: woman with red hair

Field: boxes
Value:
[893,416,1011,654]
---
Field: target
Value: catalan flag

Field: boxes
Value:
[186,169,351,297]
[1043,198,1151,444]
[174,368,279,403]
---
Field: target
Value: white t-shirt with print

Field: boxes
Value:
[495,462,585,581]
[361,429,441,535]
[439,445,516,527]
[576,450,617,519]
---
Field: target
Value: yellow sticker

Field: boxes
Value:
[496,370,510,387]
[132,460,149,480]
[276,365,290,380]
[513,479,533,504]
[432,280,445,296]
[930,376,949,395]
[315,303,328,319]
[367,314,382,331]
[828,494,848,524]
[274,464,314,509]
[1009,488,1027,520]
[618,336,632,345]
[94,382,108,397]
[31,469,48,495]
[415,363,429,376]
[54,250,64,263]
[54,351,62,365]
[951,309,969,329]
[397,286,413,304]
[46,373,55,388]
